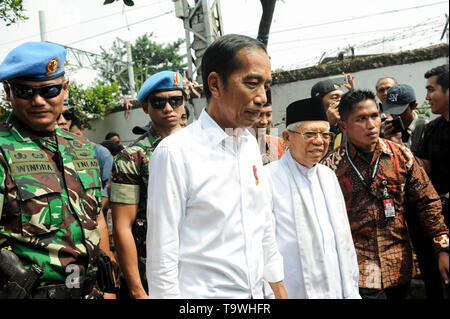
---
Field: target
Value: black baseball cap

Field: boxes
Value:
[382,84,416,115]
[132,121,152,135]
[311,80,339,98]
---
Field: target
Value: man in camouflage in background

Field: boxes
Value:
[0,42,114,299]
[110,70,185,299]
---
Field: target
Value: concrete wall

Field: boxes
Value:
[85,44,448,143]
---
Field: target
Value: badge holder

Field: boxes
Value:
[382,184,396,218]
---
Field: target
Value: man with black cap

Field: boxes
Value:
[321,89,449,299]
[251,89,285,164]
[311,73,354,151]
[263,97,360,299]
[110,70,184,299]
[382,84,426,152]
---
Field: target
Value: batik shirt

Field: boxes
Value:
[0,116,102,285]
[321,138,449,289]
[262,135,285,165]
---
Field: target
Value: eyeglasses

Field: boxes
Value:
[7,82,64,100]
[148,96,183,109]
[288,130,335,141]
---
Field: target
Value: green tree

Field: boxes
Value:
[0,0,28,26]
[416,100,432,119]
[96,33,186,95]
[0,90,12,121]
[68,80,121,128]
[0,81,121,124]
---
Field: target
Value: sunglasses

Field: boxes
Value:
[148,96,183,109]
[7,82,64,100]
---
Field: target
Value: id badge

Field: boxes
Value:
[383,198,396,217]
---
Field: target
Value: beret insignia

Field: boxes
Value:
[173,73,181,86]
[46,57,60,76]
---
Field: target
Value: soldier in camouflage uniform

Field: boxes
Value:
[111,70,185,299]
[0,42,113,299]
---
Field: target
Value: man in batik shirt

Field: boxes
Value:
[321,89,449,299]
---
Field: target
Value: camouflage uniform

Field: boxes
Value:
[110,126,162,287]
[0,115,102,286]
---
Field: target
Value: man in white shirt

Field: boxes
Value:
[264,97,360,299]
[146,34,287,299]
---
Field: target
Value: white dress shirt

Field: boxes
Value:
[264,150,358,298]
[146,108,284,299]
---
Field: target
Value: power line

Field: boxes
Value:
[66,10,174,46]
[0,0,169,47]
[232,0,448,38]
[269,19,441,47]
[271,18,444,71]
[268,17,442,54]
[268,1,448,36]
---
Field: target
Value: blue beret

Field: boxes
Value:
[137,70,184,102]
[0,41,66,82]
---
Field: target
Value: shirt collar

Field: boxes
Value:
[346,137,393,162]
[407,111,419,133]
[146,125,162,143]
[286,148,318,179]
[199,108,252,147]
[7,114,73,142]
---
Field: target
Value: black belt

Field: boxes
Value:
[31,276,97,299]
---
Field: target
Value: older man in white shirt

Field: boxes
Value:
[264,98,360,299]
[146,34,287,299]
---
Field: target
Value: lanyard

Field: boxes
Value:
[345,142,380,189]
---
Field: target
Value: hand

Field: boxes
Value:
[103,292,117,299]
[438,251,449,285]
[269,280,288,299]
[326,102,340,127]
[383,121,402,144]
[342,72,355,91]
[106,177,112,198]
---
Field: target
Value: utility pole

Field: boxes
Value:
[39,10,47,42]
[440,13,449,63]
[173,0,224,84]
[124,40,136,100]
[59,42,135,97]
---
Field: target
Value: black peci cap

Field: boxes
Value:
[286,97,328,126]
